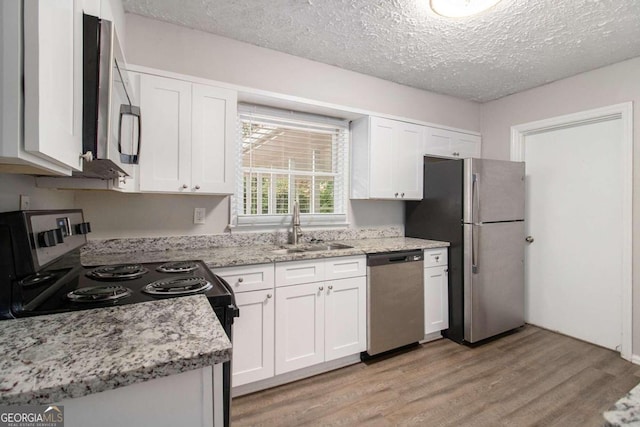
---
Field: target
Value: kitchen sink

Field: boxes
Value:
[270,243,354,255]
[270,248,306,255]
[305,243,354,251]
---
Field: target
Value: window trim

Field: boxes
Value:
[232,104,350,230]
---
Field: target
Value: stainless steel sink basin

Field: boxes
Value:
[270,248,306,254]
[305,243,354,251]
[270,243,354,254]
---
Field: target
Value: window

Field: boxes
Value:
[235,104,349,227]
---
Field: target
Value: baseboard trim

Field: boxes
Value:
[630,354,640,365]
[420,332,443,344]
[232,354,361,397]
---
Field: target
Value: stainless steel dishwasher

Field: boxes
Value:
[364,250,424,357]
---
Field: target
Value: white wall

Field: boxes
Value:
[124,14,480,132]
[0,173,74,211]
[68,13,480,238]
[479,55,640,357]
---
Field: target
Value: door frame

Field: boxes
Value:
[510,102,633,361]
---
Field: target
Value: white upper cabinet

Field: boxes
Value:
[351,116,423,200]
[138,73,236,194]
[0,0,83,175]
[424,127,481,159]
[191,84,236,194]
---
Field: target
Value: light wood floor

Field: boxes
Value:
[231,325,640,426]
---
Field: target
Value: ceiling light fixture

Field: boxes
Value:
[430,0,502,18]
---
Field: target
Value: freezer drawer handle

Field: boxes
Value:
[472,225,479,274]
[472,173,480,224]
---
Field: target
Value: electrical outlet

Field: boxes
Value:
[20,195,30,210]
[193,208,206,224]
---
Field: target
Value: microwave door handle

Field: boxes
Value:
[118,104,141,164]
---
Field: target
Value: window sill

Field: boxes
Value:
[232,214,348,231]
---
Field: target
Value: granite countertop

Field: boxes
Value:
[604,383,640,426]
[80,237,449,268]
[0,295,231,405]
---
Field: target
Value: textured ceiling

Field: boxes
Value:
[122,0,640,102]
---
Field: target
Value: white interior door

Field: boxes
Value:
[524,118,623,350]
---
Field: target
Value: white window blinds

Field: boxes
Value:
[236,104,349,227]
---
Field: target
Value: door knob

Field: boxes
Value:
[525,236,534,243]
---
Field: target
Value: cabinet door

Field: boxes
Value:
[451,133,481,159]
[232,290,275,387]
[275,259,325,287]
[325,276,366,361]
[368,117,395,198]
[275,282,325,375]
[424,127,481,159]
[139,75,192,192]
[424,266,449,335]
[394,122,424,200]
[191,84,237,194]
[213,263,274,293]
[423,127,454,158]
[23,0,83,172]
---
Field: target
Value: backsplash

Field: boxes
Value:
[82,226,403,255]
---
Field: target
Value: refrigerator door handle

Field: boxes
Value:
[472,224,479,273]
[472,173,480,224]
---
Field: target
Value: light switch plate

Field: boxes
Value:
[194,208,206,224]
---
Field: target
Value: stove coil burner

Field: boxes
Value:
[20,273,57,287]
[87,264,149,281]
[142,277,212,296]
[156,261,199,274]
[67,285,133,303]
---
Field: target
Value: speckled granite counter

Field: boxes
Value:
[604,383,640,426]
[80,237,449,268]
[0,295,231,405]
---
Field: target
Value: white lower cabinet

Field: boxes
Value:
[232,289,275,387]
[275,282,325,374]
[324,276,367,361]
[275,275,366,375]
[222,256,366,388]
[424,248,449,335]
[214,263,275,388]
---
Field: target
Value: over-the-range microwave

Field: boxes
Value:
[78,14,141,180]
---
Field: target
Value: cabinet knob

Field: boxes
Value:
[237,277,244,283]
[444,269,449,273]
[395,193,399,197]
[80,151,94,162]
[435,256,440,261]
[195,185,201,190]
[319,286,324,291]
[182,184,188,189]
[401,192,405,197]
[453,152,459,157]
[266,293,272,299]
[328,285,333,290]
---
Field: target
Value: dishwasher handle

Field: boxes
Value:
[367,250,424,267]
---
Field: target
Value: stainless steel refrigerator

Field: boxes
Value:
[405,157,525,344]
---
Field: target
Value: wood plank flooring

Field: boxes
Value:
[231,325,640,426]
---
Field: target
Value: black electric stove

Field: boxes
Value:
[13,260,234,317]
[0,210,237,427]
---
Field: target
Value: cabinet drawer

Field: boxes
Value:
[324,256,366,280]
[424,248,448,268]
[213,263,274,293]
[275,260,325,287]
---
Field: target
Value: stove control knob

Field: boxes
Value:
[38,228,64,247]
[75,222,92,235]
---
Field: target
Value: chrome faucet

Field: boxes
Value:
[290,200,303,245]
